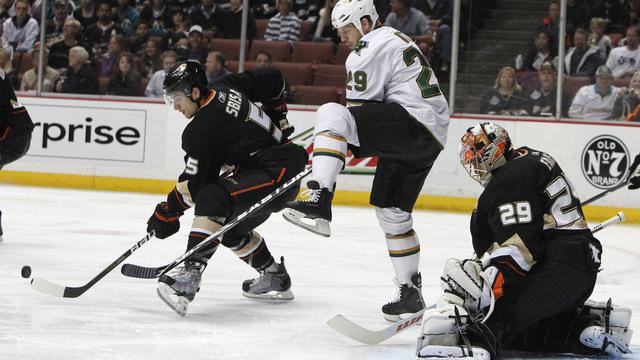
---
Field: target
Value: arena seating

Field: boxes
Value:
[292,42,334,64]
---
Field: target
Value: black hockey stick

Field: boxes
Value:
[582,178,629,206]
[29,231,155,298]
[121,167,312,279]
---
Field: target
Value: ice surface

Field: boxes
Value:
[0,184,638,360]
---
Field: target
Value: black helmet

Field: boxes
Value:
[163,61,208,99]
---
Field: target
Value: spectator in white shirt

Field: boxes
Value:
[569,65,620,120]
[605,25,640,79]
[145,50,177,98]
[265,0,301,42]
[2,0,39,53]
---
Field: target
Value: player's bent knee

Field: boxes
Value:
[315,102,354,137]
[376,207,413,235]
[194,184,232,218]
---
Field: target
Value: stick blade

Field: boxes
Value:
[30,277,67,298]
[120,263,164,279]
[326,315,387,345]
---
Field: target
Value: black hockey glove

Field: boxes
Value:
[147,201,183,239]
[629,154,640,190]
[262,93,294,139]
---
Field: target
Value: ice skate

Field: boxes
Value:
[242,257,294,301]
[157,261,205,316]
[282,180,333,237]
[382,273,424,322]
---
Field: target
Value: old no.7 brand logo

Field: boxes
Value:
[581,135,629,189]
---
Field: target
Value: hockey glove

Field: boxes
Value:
[262,94,294,139]
[147,201,183,239]
[628,154,640,190]
[440,258,504,314]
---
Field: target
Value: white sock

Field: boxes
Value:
[386,230,420,285]
[311,131,347,190]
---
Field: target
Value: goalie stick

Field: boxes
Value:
[121,167,312,279]
[327,212,626,345]
[29,231,155,298]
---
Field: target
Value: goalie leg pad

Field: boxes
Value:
[582,298,633,347]
[416,345,490,359]
[416,303,492,359]
[579,325,632,356]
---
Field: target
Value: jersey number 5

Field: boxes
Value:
[394,32,442,99]
[185,157,199,175]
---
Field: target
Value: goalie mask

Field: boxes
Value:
[459,122,512,186]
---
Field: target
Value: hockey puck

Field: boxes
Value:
[21,265,31,279]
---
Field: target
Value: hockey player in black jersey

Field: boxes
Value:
[0,54,34,243]
[147,61,308,316]
[416,122,634,359]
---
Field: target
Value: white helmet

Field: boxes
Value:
[459,122,512,186]
[331,0,379,36]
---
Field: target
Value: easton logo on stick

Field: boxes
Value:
[396,314,423,331]
[581,135,629,189]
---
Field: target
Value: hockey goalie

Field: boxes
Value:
[416,122,637,359]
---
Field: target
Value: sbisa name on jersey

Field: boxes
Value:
[33,117,140,148]
[581,135,629,189]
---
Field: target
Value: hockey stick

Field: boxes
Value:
[121,167,312,279]
[327,213,627,345]
[591,211,625,233]
[29,231,155,298]
[582,179,629,207]
[327,306,430,345]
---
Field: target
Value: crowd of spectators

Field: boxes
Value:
[478,0,640,121]
[0,0,460,98]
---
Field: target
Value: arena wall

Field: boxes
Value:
[2,96,638,223]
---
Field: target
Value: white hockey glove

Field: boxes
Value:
[440,258,503,315]
[628,154,640,190]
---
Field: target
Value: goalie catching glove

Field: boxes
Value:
[440,258,504,314]
[147,201,184,239]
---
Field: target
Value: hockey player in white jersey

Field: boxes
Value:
[283,0,449,321]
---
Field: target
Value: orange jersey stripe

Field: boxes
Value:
[0,126,9,141]
[276,168,287,183]
[230,180,275,196]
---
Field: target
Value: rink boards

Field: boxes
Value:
[1,95,639,223]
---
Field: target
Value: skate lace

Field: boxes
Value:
[388,285,409,305]
[300,188,322,203]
